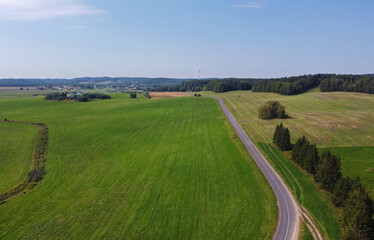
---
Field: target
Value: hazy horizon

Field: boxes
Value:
[1,72,374,80]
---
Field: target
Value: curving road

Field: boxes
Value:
[213,97,300,240]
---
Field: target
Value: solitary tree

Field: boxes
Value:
[130,93,137,99]
[259,101,288,119]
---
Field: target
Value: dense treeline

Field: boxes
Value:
[154,74,374,95]
[320,76,374,94]
[252,74,330,95]
[273,123,292,151]
[152,78,256,93]
[258,101,288,119]
[285,132,374,239]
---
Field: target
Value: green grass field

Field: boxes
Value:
[209,89,374,240]
[0,94,276,239]
[322,146,374,197]
[0,122,37,193]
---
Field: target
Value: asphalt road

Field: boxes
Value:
[213,97,299,240]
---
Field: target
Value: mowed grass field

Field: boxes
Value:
[0,94,276,239]
[210,90,374,240]
[210,90,374,196]
[0,122,36,193]
[210,89,374,147]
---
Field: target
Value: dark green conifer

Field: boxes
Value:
[315,150,342,192]
[304,144,319,174]
[341,185,374,240]
[273,123,292,151]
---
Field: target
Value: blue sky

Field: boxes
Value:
[0,0,373,78]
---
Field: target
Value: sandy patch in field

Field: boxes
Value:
[312,93,338,100]
[149,92,189,99]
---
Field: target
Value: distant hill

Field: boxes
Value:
[0,77,191,87]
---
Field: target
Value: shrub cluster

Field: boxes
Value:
[143,91,151,99]
[45,92,111,102]
[130,93,137,99]
[258,101,288,119]
[44,92,68,101]
[282,131,374,239]
[76,93,111,102]
[273,123,292,151]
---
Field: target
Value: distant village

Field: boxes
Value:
[19,83,144,93]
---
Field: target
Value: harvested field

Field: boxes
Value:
[149,92,189,99]
[209,90,374,147]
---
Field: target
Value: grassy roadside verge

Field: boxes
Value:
[257,143,341,240]
[301,223,314,240]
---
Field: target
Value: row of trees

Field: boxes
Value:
[273,126,374,239]
[258,101,288,119]
[292,136,320,174]
[152,78,256,93]
[320,76,374,94]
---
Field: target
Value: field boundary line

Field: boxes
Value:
[0,120,48,203]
